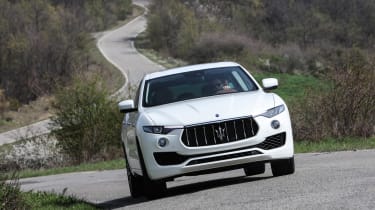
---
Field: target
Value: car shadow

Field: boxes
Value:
[94,174,272,209]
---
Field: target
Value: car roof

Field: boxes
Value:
[144,61,241,80]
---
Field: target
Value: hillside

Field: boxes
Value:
[0,0,132,130]
[0,0,131,104]
[143,0,375,141]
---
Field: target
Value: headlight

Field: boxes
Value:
[143,126,181,134]
[257,105,285,118]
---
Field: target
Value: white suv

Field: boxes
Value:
[119,62,294,198]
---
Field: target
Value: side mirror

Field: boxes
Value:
[118,100,137,113]
[262,78,278,91]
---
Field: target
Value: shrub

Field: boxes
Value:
[188,32,247,63]
[0,89,9,117]
[1,135,65,171]
[51,77,122,164]
[147,0,199,57]
[292,50,375,141]
[0,172,29,210]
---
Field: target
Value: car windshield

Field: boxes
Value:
[142,66,258,107]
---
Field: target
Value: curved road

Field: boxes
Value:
[97,0,163,98]
[0,0,163,146]
[15,0,375,209]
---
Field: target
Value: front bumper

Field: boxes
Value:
[138,112,294,180]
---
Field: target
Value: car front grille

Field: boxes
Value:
[181,116,259,147]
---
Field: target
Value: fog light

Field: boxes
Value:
[271,120,280,129]
[158,138,168,147]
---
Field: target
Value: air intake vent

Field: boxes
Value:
[186,150,262,166]
[257,132,286,150]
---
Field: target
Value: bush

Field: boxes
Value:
[51,77,122,164]
[0,172,29,210]
[0,0,133,104]
[0,89,9,117]
[188,32,247,63]
[147,0,199,57]
[1,135,65,171]
[292,50,375,141]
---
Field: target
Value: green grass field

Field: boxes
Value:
[295,137,375,153]
[16,159,125,179]
[253,73,327,104]
[23,191,97,210]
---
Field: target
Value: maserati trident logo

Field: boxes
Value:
[215,126,226,141]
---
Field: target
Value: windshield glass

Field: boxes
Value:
[142,66,258,107]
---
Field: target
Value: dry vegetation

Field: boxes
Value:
[0,1,133,208]
[146,0,375,141]
[0,0,134,132]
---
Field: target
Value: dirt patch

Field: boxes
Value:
[0,96,54,133]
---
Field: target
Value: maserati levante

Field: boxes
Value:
[118,62,294,198]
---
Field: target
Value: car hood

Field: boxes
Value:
[143,91,275,126]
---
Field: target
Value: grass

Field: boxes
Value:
[295,137,375,153]
[2,159,124,209]
[0,96,54,133]
[16,159,125,179]
[1,172,97,210]
[23,191,97,210]
[253,73,327,104]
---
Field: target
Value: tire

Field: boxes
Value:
[122,143,143,198]
[243,162,265,176]
[271,157,295,177]
[143,178,167,199]
[136,140,166,199]
[126,162,144,198]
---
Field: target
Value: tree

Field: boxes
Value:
[0,89,9,117]
[52,77,122,164]
[0,0,132,104]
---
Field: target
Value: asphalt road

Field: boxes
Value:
[97,0,164,99]
[20,150,375,209]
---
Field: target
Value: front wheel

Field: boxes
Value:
[126,162,144,198]
[143,178,167,199]
[122,143,143,198]
[271,157,295,177]
[136,139,167,199]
